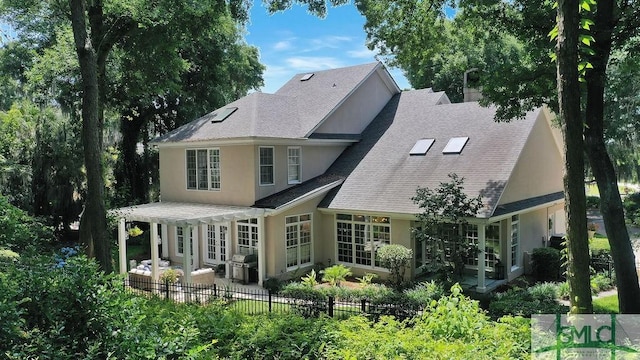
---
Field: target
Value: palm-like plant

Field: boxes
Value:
[320,264,352,287]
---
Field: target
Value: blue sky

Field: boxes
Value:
[1,4,410,93]
[245,3,410,93]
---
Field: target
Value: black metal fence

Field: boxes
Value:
[124,279,424,320]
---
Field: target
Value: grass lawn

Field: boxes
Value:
[593,294,619,313]
[590,236,611,252]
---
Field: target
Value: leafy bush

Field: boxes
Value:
[280,282,328,318]
[0,195,54,253]
[527,282,559,302]
[531,247,561,281]
[325,284,532,359]
[301,268,318,287]
[623,192,640,226]
[262,277,284,293]
[0,248,20,262]
[489,286,568,319]
[377,244,413,290]
[586,195,600,209]
[320,264,352,287]
[590,272,615,294]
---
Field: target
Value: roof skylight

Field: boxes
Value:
[300,73,314,81]
[442,137,469,154]
[210,107,238,123]
[409,138,435,156]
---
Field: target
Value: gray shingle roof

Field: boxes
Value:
[321,91,543,218]
[256,89,447,209]
[153,62,382,143]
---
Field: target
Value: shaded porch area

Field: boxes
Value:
[111,202,269,287]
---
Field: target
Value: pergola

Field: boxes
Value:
[111,202,269,285]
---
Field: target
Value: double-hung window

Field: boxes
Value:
[186,148,220,191]
[287,147,301,184]
[259,147,274,185]
[285,214,312,269]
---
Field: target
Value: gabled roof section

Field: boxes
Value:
[154,62,391,144]
[321,92,542,218]
[255,89,446,209]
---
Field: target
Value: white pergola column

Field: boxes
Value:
[161,224,169,258]
[184,225,193,284]
[257,216,266,286]
[118,218,127,275]
[225,222,232,279]
[192,224,200,270]
[477,223,487,293]
[150,222,160,282]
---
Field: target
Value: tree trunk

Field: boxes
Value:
[584,0,640,313]
[69,0,112,273]
[556,0,592,313]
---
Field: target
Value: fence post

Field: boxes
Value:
[361,299,367,313]
[213,284,217,298]
[328,296,334,317]
[164,280,169,300]
[268,290,272,313]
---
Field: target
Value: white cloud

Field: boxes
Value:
[304,35,353,51]
[273,40,294,51]
[347,46,376,59]
[285,56,345,71]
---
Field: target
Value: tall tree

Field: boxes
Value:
[555,0,592,313]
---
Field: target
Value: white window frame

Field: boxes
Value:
[287,146,302,184]
[335,213,391,270]
[285,214,313,270]
[204,223,229,265]
[511,215,520,269]
[175,226,193,257]
[465,223,501,270]
[186,148,221,191]
[259,146,274,186]
[237,218,259,254]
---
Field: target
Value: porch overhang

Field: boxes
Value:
[111,202,269,226]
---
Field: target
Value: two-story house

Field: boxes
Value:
[114,62,566,292]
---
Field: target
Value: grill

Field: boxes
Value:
[231,253,258,284]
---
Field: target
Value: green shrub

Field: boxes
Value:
[320,264,352,287]
[590,272,615,294]
[489,286,568,319]
[527,282,559,302]
[531,247,561,281]
[0,195,54,252]
[586,195,600,209]
[325,284,532,359]
[280,282,328,318]
[623,192,640,226]
[263,277,284,293]
[0,248,20,262]
[376,244,413,290]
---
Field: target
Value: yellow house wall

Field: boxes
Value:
[499,111,564,205]
[159,145,256,206]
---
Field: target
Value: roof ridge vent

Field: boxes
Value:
[300,73,314,81]
[210,107,238,123]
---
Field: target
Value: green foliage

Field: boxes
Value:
[325,284,531,359]
[489,285,568,319]
[0,248,20,262]
[280,282,328,318]
[320,264,352,287]
[586,195,600,208]
[356,272,377,285]
[301,268,319,287]
[376,244,412,290]
[531,247,561,282]
[412,174,483,279]
[0,195,54,252]
[623,192,640,226]
[593,294,619,314]
[262,277,284,293]
[229,314,333,360]
[590,272,615,294]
